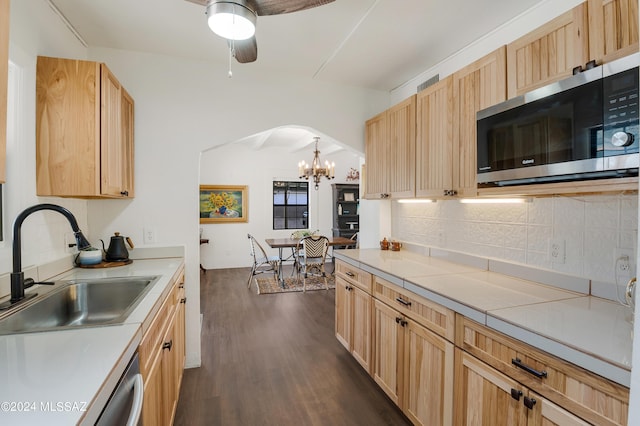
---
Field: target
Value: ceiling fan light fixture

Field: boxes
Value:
[206,1,257,41]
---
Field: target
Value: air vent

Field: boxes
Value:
[417,74,440,92]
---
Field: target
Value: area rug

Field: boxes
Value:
[254,274,335,294]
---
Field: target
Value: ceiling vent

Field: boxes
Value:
[417,74,440,92]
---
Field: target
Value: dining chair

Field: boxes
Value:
[247,234,281,288]
[295,235,330,292]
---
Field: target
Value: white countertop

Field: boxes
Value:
[0,256,184,426]
[334,248,634,387]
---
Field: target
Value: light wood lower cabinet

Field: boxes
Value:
[373,298,454,425]
[139,267,186,426]
[336,264,630,426]
[455,348,589,426]
[335,260,373,373]
[456,316,629,426]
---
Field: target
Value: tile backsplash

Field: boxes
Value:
[391,194,638,287]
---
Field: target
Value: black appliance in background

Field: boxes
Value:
[476,53,639,187]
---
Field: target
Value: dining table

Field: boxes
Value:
[265,236,357,286]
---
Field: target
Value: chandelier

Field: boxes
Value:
[298,137,335,190]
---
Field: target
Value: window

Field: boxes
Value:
[273,181,308,230]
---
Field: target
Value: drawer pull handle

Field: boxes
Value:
[510,389,522,401]
[395,317,402,324]
[162,340,173,351]
[181,297,187,304]
[395,297,412,307]
[512,358,547,379]
[523,396,536,410]
[345,271,355,278]
[345,285,353,291]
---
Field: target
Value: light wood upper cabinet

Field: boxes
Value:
[36,56,134,198]
[507,3,589,98]
[416,76,454,198]
[589,0,639,63]
[364,111,387,198]
[387,96,416,198]
[452,47,507,198]
[364,96,416,199]
[0,0,9,184]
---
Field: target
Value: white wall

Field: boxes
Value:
[6,2,389,370]
[0,2,90,298]
[199,141,361,269]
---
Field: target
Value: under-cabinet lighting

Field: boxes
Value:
[397,199,436,203]
[459,198,531,204]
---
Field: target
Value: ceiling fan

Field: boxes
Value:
[185,0,335,63]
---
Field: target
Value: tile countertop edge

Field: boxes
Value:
[333,249,631,388]
[486,315,631,387]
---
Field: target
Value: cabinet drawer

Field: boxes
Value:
[335,260,372,294]
[456,316,629,426]
[374,276,455,342]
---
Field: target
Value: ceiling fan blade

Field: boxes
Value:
[230,37,258,63]
[254,0,335,16]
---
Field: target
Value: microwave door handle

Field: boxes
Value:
[126,374,144,426]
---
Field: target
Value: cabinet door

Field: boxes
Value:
[387,95,416,198]
[121,88,135,197]
[175,295,186,395]
[507,3,589,98]
[527,391,591,426]
[161,311,179,425]
[335,276,351,351]
[142,350,165,426]
[36,57,102,196]
[452,47,507,198]
[373,299,402,405]
[403,319,454,426]
[0,0,9,183]
[588,0,639,63]
[364,111,388,198]
[454,349,527,426]
[351,285,372,373]
[416,76,454,198]
[100,64,125,197]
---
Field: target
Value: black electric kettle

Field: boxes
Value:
[102,232,134,262]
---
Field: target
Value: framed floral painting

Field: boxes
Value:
[199,185,248,223]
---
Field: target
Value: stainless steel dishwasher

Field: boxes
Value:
[95,352,144,426]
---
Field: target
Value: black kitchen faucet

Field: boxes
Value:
[7,203,91,306]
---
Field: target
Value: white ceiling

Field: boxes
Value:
[48,0,543,92]
[42,0,544,155]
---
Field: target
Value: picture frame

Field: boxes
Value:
[344,192,355,202]
[199,185,248,223]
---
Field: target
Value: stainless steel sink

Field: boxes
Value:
[0,276,160,335]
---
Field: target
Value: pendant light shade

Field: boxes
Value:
[206,1,257,41]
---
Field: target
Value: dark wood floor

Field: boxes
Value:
[174,266,410,426]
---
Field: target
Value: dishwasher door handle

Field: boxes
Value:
[126,374,144,426]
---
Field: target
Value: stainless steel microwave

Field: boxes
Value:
[476,53,640,187]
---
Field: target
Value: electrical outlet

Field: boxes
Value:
[143,227,156,244]
[549,238,566,264]
[614,248,635,277]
